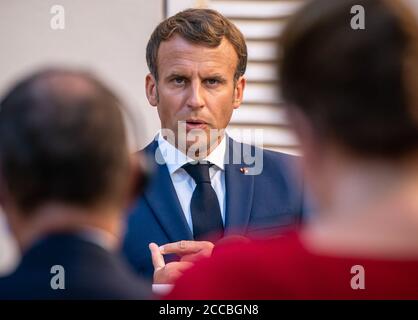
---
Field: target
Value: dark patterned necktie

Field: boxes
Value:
[182,162,224,241]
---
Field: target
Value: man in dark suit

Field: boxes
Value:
[122,8,306,283]
[0,69,150,299]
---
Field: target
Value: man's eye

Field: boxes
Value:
[173,77,185,84]
[206,79,220,86]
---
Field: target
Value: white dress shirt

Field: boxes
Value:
[157,133,226,236]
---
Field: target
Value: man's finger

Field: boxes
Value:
[153,261,195,284]
[165,261,194,272]
[149,242,165,270]
[179,250,212,263]
[160,240,214,256]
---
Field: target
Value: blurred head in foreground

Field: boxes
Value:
[0,68,151,299]
[0,69,143,251]
[280,0,418,224]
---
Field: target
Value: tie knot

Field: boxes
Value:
[183,163,212,184]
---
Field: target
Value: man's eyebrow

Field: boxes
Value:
[204,74,227,81]
[166,72,189,79]
[206,73,225,78]
[163,72,228,82]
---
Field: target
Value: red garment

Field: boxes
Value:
[166,232,418,299]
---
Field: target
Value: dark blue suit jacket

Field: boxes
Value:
[122,138,305,279]
[0,233,151,299]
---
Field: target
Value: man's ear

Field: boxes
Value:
[233,76,246,109]
[145,73,158,106]
[286,107,320,164]
[125,153,151,209]
[0,170,6,208]
[0,172,16,222]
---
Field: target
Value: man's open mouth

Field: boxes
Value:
[185,119,208,130]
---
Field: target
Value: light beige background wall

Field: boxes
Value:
[0,0,164,151]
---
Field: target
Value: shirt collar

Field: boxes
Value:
[157,131,226,175]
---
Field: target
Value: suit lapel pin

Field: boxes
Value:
[240,167,249,174]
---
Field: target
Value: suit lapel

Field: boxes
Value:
[143,141,193,242]
[224,138,254,236]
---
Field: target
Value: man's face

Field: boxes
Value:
[146,35,246,156]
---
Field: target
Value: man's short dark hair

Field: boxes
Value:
[146,8,247,82]
[0,69,131,214]
[280,0,418,158]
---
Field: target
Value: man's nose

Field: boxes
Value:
[186,81,205,109]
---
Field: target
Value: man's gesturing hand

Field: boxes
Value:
[149,240,214,284]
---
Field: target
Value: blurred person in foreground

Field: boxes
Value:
[164,0,418,299]
[0,69,150,299]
